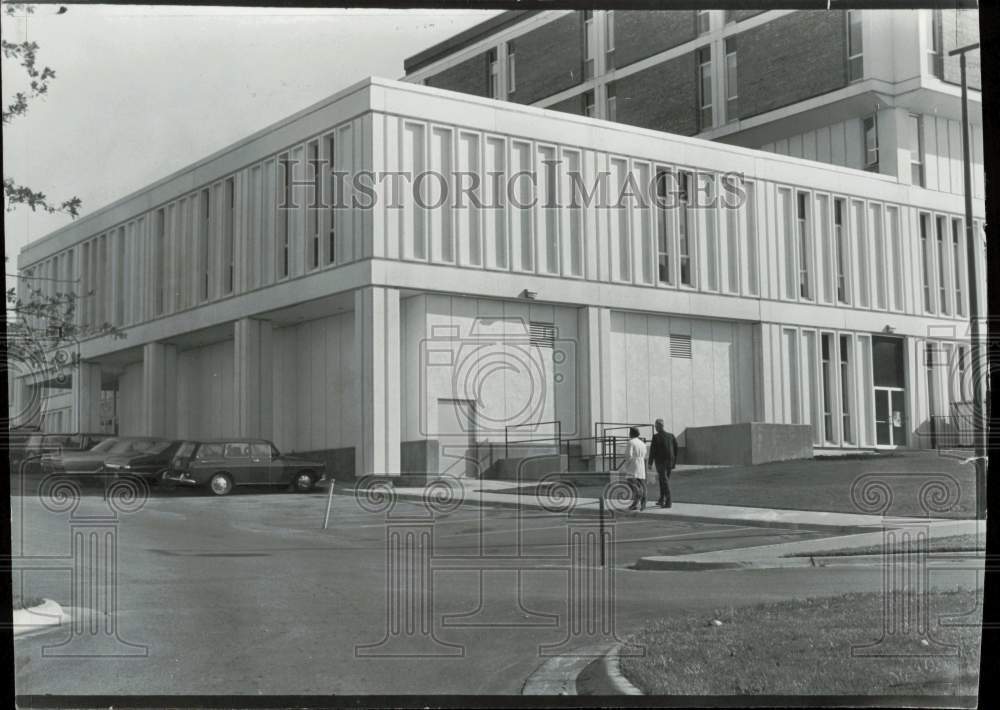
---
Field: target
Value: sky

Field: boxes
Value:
[2,4,500,264]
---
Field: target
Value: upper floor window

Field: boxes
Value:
[862,115,879,172]
[952,218,965,317]
[926,10,943,78]
[200,188,210,301]
[308,141,320,270]
[154,209,166,315]
[584,90,596,118]
[326,136,337,264]
[655,169,672,286]
[278,152,291,279]
[725,38,738,122]
[919,213,933,312]
[606,83,617,121]
[796,192,811,300]
[847,10,863,81]
[907,114,924,186]
[697,47,713,131]
[834,198,848,304]
[583,10,596,80]
[678,171,693,286]
[506,41,516,94]
[936,216,949,315]
[696,9,710,35]
[224,177,235,293]
[487,49,499,99]
[605,10,615,70]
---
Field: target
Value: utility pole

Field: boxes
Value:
[948,42,986,519]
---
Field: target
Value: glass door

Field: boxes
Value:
[875,387,906,447]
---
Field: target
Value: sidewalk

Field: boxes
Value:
[384,477,958,534]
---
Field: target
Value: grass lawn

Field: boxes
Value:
[670,451,976,518]
[787,533,986,557]
[620,589,981,696]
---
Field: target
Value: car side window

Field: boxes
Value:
[250,443,271,462]
[270,444,280,459]
[196,443,224,460]
[173,442,196,465]
[224,443,250,459]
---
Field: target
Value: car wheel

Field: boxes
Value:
[209,472,234,496]
[292,471,316,493]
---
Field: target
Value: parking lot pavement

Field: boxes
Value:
[12,488,981,696]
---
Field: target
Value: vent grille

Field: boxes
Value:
[669,333,692,359]
[530,321,556,348]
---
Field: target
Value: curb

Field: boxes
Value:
[633,551,988,571]
[12,599,68,638]
[602,643,644,695]
[521,644,612,695]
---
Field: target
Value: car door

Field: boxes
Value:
[249,443,277,485]
[223,442,256,484]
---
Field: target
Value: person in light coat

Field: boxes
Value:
[619,427,647,511]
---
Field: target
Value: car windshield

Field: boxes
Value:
[119,439,171,455]
[90,438,121,453]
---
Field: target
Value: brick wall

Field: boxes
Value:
[614,53,698,136]
[736,10,848,121]
[941,10,981,91]
[548,92,587,116]
[613,11,696,70]
[425,51,491,97]
[729,10,765,23]
[509,13,584,105]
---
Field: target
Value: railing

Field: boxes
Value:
[504,420,562,459]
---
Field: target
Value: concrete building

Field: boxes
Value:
[13,9,986,477]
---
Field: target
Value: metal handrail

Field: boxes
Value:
[504,420,562,459]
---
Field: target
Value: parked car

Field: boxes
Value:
[102,440,184,484]
[163,439,327,496]
[41,437,169,479]
[14,432,112,476]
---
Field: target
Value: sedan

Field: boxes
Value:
[42,437,171,480]
[163,439,327,496]
[102,440,184,484]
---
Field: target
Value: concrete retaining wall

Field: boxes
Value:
[684,422,813,465]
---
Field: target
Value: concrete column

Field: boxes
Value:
[142,342,177,437]
[877,107,909,183]
[354,286,401,477]
[73,362,103,433]
[577,306,612,453]
[234,317,274,439]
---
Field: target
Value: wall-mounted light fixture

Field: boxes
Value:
[521,289,538,300]
[883,325,896,334]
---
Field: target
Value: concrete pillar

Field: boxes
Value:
[234,317,274,439]
[577,306,612,453]
[142,342,177,437]
[354,286,401,477]
[73,362,103,433]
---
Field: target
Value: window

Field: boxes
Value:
[326,136,336,264]
[908,114,924,186]
[506,41,516,94]
[115,227,125,325]
[926,10,942,77]
[840,335,853,444]
[796,193,811,299]
[725,38,738,122]
[224,442,250,459]
[155,209,165,315]
[308,141,320,270]
[605,10,615,69]
[920,213,933,312]
[953,219,965,317]
[678,171,693,286]
[606,83,617,121]
[784,329,800,424]
[250,442,272,462]
[696,9,710,35]
[278,152,290,278]
[583,10,596,79]
[540,145,559,275]
[200,189,210,301]
[863,115,878,172]
[704,175,719,291]
[871,204,886,310]
[745,181,758,295]
[565,150,583,277]
[834,199,848,304]
[847,10,863,81]
[584,90,596,118]
[936,216,949,315]
[224,178,235,293]
[958,345,970,400]
[821,334,834,442]
[697,47,713,130]
[487,49,499,99]
[854,201,869,308]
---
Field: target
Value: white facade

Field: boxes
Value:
[14,77,987,474]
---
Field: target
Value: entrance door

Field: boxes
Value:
[437,399,477,477]
[875,387,907,447]
[872,336,906,449]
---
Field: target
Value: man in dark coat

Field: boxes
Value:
[647,418,678,508]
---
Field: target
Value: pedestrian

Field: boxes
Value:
[618,427,647,511]
[648,418,678,508]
